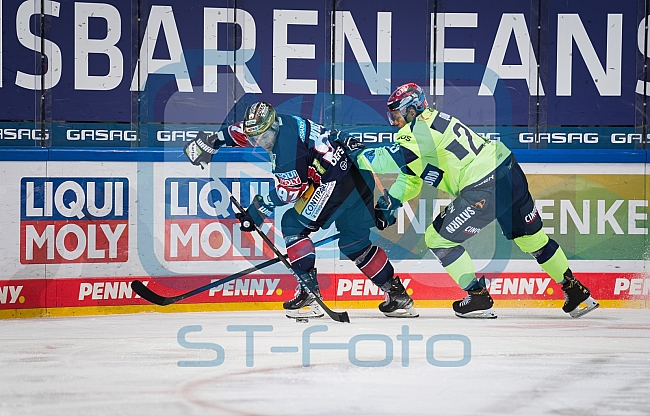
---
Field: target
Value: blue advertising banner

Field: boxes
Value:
[0,0,647,149]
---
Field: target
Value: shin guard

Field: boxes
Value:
[285,235,315,274]
[351,246,394,287]
[527,238,569,283]
[430,246,476,289]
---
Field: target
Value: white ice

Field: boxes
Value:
[1,308,650,416]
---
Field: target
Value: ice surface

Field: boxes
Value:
[1,308,650,416]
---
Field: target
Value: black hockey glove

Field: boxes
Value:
[236,195,274,232]
[331,131,365,152]
[184,131,224,169]
[374,190,402,230]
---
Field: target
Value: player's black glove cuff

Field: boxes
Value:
[184,131,224,169]
[331,131,364,153]
[236,195,274,232]
[374,191,402,230]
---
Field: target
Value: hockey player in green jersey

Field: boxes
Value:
[340,83,599,319]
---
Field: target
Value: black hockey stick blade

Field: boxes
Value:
[231,196,350,323]
[131,258,281,306]
[131,233,341,307]
[132,279,169,305]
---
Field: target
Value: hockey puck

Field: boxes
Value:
[295,317,309,323]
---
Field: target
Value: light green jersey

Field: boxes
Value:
[356,108,511,202]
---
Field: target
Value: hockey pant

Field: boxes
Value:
[282,167,393,288]
[425,156,570,289]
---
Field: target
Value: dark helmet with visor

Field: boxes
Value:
[243,102,278,150]
[386,83,428,126]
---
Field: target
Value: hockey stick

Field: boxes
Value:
[131,233,340,306]
[231,196,350,323]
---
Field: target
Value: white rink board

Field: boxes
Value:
[3,160,649,280]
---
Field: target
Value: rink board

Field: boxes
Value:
[0,272,648,319]
[0,157,648,318]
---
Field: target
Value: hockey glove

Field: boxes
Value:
[184,131,224,169]
[236,195,274,232]
[374,190,402,230]
[331,131,364,151]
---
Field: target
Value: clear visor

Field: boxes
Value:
[247,123,278,150]
[386,109,406,126]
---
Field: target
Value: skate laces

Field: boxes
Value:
[460,287,487,307]
[460,293,472,307]
[291,284,304,300]
[562,276,577,290]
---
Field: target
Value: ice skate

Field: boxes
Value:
[379,276,419,318]
[284,269,324,319]
[561,270,599,318]
[453,277,497,319]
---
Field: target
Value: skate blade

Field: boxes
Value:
[285,303,324,319]
[568,297,600,318]
[383,307,419,318]
[455,309,498,319]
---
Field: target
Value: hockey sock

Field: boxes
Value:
[463,276,487,291]
[515,232,568,283]
[285,235,315,275]
[534,241,569,283]
[349,245,394,287]
[430,246,476,289]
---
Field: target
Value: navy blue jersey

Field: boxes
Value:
[220,115,357,207]
[219,114,375,235]
[267,115,352,205]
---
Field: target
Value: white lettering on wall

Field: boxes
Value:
[556,13,622,96]
[273,9,318,94]
[333,11,392,95]
[75,2,123,90]
[433,13,477,96]
[15,0,62,90]
[203,7,261,93]
[479,13,542,96]
[130,5,192,92]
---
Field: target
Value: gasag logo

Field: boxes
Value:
[21,178,129,264]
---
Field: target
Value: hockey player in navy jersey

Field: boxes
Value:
[184,102,418,319]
